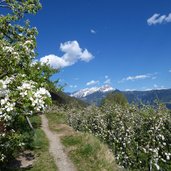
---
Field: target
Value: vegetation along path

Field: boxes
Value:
[41,115,76,171]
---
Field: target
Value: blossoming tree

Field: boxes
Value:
[65,103,171,170]
[0,0,57,163]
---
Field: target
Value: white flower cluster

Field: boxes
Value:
[165,152,171,160]
[0,77,51,124]
[20,40,35,57]
[3,46,14,53]
[0,76,17,122]
[17,80,35,97]
[31,87,51,111]
[0,80,7,90]
[0,76,15,90]
[1,39,36,64]
[2,45,19,61]
[23,40,34,46]
[17,81,51,112]
[1,96,15,112]
[0,96,15,122]
[0,154,5,162]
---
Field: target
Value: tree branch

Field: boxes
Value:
[25,116,34,131]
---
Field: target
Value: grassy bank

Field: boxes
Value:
[46,110,121,171]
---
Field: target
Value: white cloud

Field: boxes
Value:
[80,49,93,62]
[118,73,157,83]
[105,75,109,79]
[90,29,96,34]
[86,80,99,86]
[74,77,79,80]
[166,13,171,22]
[127,75,150,80]
[126,75,149,80]
[147,13,171,25]
[152,76,157,80]
[144,85,166,91]
[125,89,136,91]
[104,78,111,84]
[169,69,171,73]
[153,84,158,88]
[145,88,153,91]
[104,75,111,84]
[40,54,67,69]
[40,40,93,69]
[69,85,77,88]
[153,84,166,90]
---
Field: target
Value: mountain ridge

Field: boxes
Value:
[69,86,171,108]
[70,85,114,98]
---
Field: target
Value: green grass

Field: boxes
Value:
[62,135,82,146]
[46,111,121,171]
[46,112,67,132]
[62,133,120,171]
[28,128,57,171]
[3,115,57,171]
[47,111,67,125]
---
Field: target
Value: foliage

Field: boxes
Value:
[101,91,128,106]
[55,103,171,170]
[0,0,57,164]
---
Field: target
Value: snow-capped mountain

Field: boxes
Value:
[69,86,171,108]
[70,85,115,98]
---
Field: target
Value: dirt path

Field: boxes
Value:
[41,115,76,171]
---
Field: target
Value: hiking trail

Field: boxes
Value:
[41,115,76,171]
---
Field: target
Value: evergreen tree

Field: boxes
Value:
[101,91,128,106]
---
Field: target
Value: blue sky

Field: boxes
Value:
[29,0,171,92]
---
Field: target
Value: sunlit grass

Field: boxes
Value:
[46,110,121,171]
[62,133,120,171]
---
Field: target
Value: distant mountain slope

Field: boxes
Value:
[69,86,171,108]
[81,91,111,105]
[70,85,114,98]
[70,85,114,105]
[123,89,171,108]
[50,91,87,107]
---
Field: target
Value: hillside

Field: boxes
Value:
[70,85,115,105]
[50,91,88,107]
[123,89,171,108]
